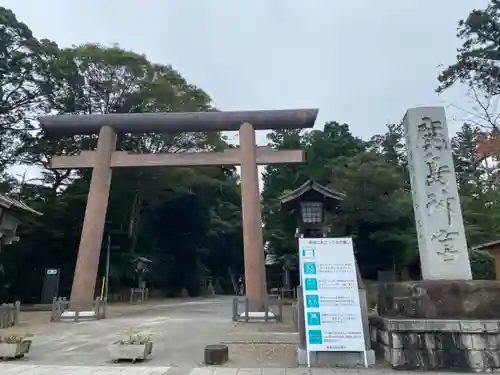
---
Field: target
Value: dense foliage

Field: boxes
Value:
[262,123,498,280]
[0,3,499,303]
[0,7,243,302]
[437,0,500,97]
[262,0,500,281]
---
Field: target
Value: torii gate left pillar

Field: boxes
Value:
[39,109,318,311]
[70,125,116,306]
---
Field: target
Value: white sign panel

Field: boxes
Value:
[299,237,365,354]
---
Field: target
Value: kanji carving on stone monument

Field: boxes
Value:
[418,116,448,151]
[431,229,459,244]
[426,188,454,225]
[425,155,451,186]
[432,229,460,261]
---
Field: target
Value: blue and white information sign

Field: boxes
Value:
[299,237,367,366]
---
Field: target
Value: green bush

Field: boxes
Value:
[470,249,496,280]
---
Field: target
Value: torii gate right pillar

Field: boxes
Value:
[239,123,267,304]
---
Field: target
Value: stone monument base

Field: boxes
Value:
[377,280,500,319]
[371,280,500,372]
[238,311,276,321]
[231,296,283,322]
[370,316,500,371]
[50,297,106,322]
[60,310,97,321]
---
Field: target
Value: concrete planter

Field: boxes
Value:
[109,341,152,363]
[0,340,32,359]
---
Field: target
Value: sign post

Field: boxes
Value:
[41,268,60,305]
[298,237,367,367]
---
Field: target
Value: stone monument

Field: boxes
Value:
[404,106,472,279]
[370,107,500,372]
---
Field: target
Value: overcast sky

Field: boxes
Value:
[2,0,490,182]
[3,0,488,137]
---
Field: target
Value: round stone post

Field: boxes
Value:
[239,122,267,306]
[70,125,116,309]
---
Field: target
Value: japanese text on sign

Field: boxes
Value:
[299,237,366,353]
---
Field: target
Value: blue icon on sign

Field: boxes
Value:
[303,262,316,275]
[307,312,321,326]
[302,248,315,258]
[308,330,323,344]
[306,294,320,308]
[304,278,318,291]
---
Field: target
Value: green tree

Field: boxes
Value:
[262,123,364,263]
[452,123,489,189]
[367,123,406,165]
[1,36,243,301]
[327,152,415,278]
[262,122,416,279]
[437,1,500,96]
[437,1,500,278]
[450,123,500,247]
[0,7,57,169]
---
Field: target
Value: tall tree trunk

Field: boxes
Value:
[128,189,141,254]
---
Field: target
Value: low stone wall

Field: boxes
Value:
[378,280,500,319]
[370,280,500,372]
[370,316,500,371]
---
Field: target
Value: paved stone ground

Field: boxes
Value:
[0,365,476,374]
[1,296,304,369]
[0,297,474,374]
[1,297,235,367]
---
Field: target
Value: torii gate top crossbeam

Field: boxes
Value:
[39,109,318,136]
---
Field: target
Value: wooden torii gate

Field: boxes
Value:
[39,109,318,310]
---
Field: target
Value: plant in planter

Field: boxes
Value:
[0,333,33,359]
[109,329,153,363]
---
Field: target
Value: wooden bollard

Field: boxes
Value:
[204,344,229,365]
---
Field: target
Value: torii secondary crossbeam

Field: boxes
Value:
[49,147,304,169]
[39,109,318,310]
